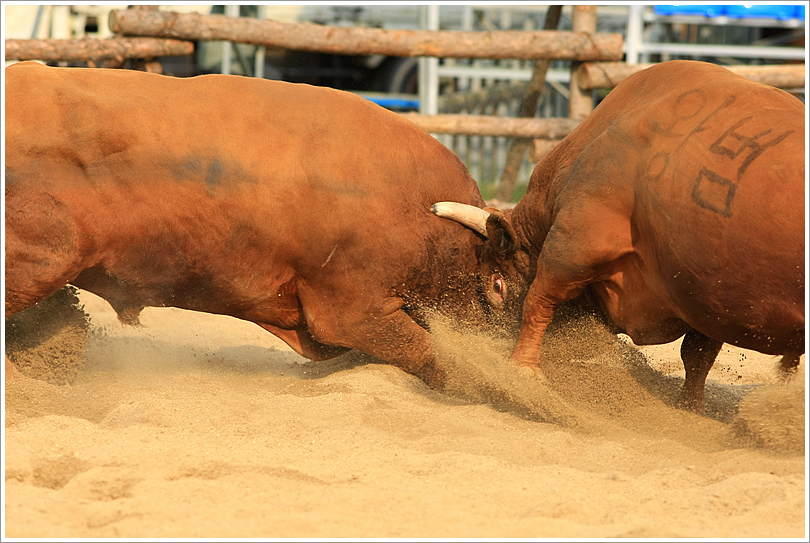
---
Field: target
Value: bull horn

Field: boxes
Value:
[431,201,490,238]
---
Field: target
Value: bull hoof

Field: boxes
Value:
[419,366,447,392]
[5,355,24,381]
[516,364,550,384]
[678,394,705,413]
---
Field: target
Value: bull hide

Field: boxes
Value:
[506,60,805,410]
[4,61,529,390]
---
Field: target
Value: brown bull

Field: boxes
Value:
[439,60,805,410]
[4,62,527,388]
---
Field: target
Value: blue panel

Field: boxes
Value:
[653,5,727,17]
[724,5,802,20]
[362,95,420,111]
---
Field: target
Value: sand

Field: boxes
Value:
[4,290,807,538]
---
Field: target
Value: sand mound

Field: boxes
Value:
[731,382,806,454]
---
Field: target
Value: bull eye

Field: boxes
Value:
[484,275,507,311]
[493,277,506,298]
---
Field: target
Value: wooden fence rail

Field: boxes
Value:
[107,9,624,61]
[577,61,807,90]
[401,114,581,138]
[5,37,193,62]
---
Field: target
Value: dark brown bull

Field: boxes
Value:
[439,60,805,410]
[4,62,528,388]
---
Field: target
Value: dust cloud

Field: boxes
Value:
[4,290,807,538]
[428,308,805,455]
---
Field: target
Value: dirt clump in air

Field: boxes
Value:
[5,286,91,385]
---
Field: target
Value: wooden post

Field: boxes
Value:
[568,5,597,121]
[529,139,563,162]
[108,8,624,61]
[129,5,163,73]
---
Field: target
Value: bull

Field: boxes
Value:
[4,61,528,389]
[437,60,805,410]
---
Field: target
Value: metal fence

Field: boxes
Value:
[420,5,625,191]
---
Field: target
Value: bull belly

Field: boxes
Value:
[675,308,804,355]
[72,266,304,330]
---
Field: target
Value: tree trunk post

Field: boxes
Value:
[568,5,598,121]
[495,5,564,202]
[129,5,163,73]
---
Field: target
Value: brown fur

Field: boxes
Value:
[4,62,525,389]
[507,60,805,410]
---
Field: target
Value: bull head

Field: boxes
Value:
[431,201,528,332]
[431,201,520,255]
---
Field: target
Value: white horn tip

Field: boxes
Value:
[430,202,454,217]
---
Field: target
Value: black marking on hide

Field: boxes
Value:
[692,167,735,218]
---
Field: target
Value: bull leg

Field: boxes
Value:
[5,201,83,319]
[510,206,635,378]
[679,330,723,412]
[311,305,446,390]
[347,311,445,390]
[5,253,82,381]
[262,301,445,390]
[510,265,586,372]
[5,279,68,319]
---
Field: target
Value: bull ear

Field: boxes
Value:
[483,207,520,256]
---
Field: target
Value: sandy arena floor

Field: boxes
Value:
[4,289,806,538]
